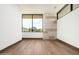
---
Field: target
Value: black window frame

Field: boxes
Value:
[57,4,79,20]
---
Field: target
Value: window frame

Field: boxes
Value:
[22,14,43,32]
[57,4,72,19]
[57,4,79,20]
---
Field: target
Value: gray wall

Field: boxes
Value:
[43,13,57,40]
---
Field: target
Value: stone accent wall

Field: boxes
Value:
[43,13,57,40]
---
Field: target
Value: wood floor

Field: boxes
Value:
[0,38,79,55]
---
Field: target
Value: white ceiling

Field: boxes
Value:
[17,4,65,16]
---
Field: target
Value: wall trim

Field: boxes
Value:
[0,39,22,52]
[56,38,79,50]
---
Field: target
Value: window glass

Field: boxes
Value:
[33,15,43,32]
[22,15,32,32]
[22,14,43,32]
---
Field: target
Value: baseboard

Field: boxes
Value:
[22,38,43,40]
[56,39,79,50]
[0,39,22,52]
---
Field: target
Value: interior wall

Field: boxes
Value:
[22,13,57,39]
[57,7,79,48]
[22,32,43,38]
[20,4,64,39]
[0,5,22,50]
[43,13,57,40]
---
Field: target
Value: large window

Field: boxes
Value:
[22,14,43,32]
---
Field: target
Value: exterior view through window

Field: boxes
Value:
[22,14,43,32]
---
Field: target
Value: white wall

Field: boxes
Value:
[57,7,79,48]
[22,32,43,38]
[18,4,65,16]
[0,5,22,50]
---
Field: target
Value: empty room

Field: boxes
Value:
[0,4,79,55]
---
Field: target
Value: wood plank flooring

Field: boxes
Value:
[0,38,79,55]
